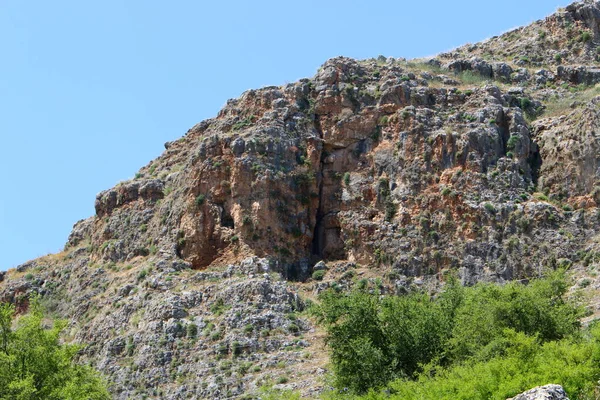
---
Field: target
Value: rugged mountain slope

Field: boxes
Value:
[4,1,600,398]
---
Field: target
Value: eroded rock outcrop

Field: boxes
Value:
[5,1,600,399]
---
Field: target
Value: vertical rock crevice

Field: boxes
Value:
[311,149,326,259]
[311,114,326,260]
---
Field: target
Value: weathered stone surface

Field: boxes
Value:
[509,384,569,400]
[557,66,600,85]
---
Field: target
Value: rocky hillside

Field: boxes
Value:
[4,1,600,398]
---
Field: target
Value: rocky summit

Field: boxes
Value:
[5,1,600,398]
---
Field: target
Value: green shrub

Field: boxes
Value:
[506,135,519,150]
[232,116,255,131]
[582,30,592,42]
[316,271,582,395]
[232,341,243,356]
[210,298,227,316]
[137,268,148,282]
[484,203,496,213]
[0,297,110,399]
[257,385,300,400]
[446,274,580,362]
[315,286,456,393]
[312,270,326,281]
[186,323,198,339]
[343,172,351,186]
[358,326,600,400]
[195,194,206,206]
[385,201,397,222]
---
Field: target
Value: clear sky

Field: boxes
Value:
[0,0,572,270]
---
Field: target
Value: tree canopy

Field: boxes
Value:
[0,297,110,400]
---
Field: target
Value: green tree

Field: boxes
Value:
[447,271,582,363]
[0,297,110,400]
[316,288,388,392]
[316,270,583,395]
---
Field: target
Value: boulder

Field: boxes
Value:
[509,384,569,400]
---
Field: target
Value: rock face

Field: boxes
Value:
[510,384,570,400]
[4,1,600,398]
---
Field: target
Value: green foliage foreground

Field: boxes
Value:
[315,272,600,399]
[0,297,110,400]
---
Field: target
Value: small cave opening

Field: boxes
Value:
[528,144,542,186]
[498,112,511,155]
[221,209,235,229]
[311,215,325,259]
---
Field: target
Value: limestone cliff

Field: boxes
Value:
[4,1,600,398]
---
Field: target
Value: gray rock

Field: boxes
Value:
[535,69,555,85]
[313,261,327,271]
[509,384,569,400]
[232,137,246,156]
[492,62,513,81]
[557,66,600,85]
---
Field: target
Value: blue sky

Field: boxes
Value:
[0,0,571,270]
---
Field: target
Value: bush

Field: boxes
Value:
[520,97,532,109]
[446,274,580,362]
[484,202,496,213]
[257,385,301,400]
[582,30,592,42]
[315,286,457,393]
[195,194,206,206]
[506,135,519,150]
[343,172,351,186]
[288,323,300,333]
[186,323,198,339]
[0,296,110,399]
[137,268,148,282]
[232,341,243,356]
[312,270,326,281]
[316,271,582,395]
[367,327,600,400]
